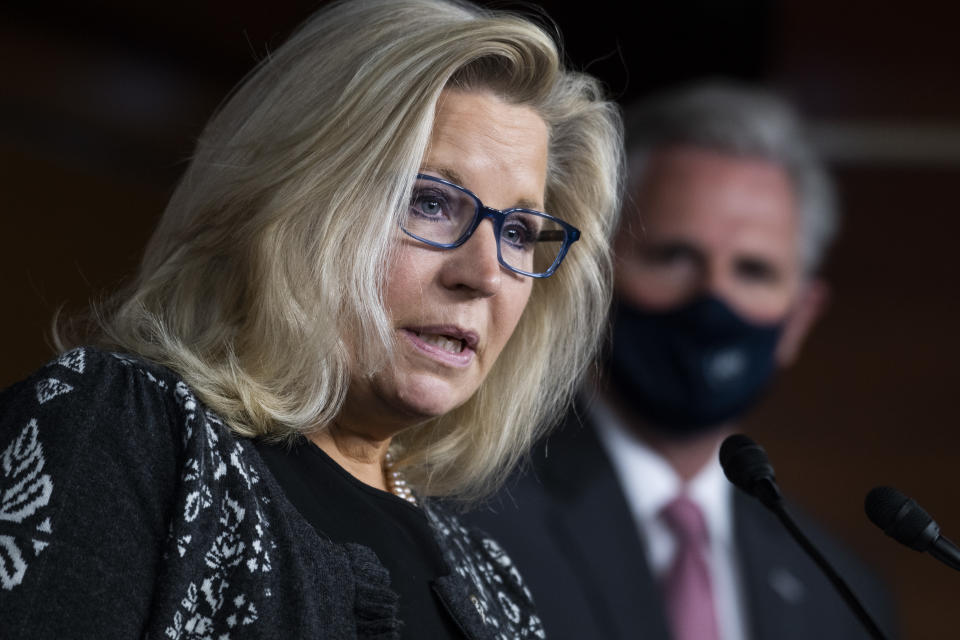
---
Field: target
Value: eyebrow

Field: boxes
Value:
[645,239,784,273]
[419,165,545,212]
[643,239,705,261]
[421,164,466,186]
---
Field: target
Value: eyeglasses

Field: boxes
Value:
[400,173,580,278]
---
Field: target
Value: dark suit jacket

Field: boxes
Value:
[464,411,898,640]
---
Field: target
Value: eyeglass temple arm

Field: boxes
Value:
[536,230,567,242]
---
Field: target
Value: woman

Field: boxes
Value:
[0,0,621,637]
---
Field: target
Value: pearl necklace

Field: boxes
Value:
[384,451,417,505]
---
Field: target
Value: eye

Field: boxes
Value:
[735,257,781,284]
[501,216,537,250]
[643,243,699,268]
[410,188,451,221]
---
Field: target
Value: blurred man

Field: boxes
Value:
[466,82,896,640]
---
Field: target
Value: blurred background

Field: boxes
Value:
[2,0,958,636]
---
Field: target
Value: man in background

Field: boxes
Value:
[466,82,897,640]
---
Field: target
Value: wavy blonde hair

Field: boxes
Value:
[61,0,623,501]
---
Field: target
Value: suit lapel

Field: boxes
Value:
[735,491,816,640]
[536,413,673,640]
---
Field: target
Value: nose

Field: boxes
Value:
[701,259,727,299]
[699,258,747,313]
[440,218,502,297]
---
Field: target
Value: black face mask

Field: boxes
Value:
[606,295,784,436]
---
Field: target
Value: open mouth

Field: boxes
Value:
[402,326,478,367]
[414,331,466,354]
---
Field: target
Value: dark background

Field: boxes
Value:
[2,1,959,636]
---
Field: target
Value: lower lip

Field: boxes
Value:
[401,329,475,368]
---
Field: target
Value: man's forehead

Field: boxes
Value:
[622,145,802,257]
[636,145,797,206]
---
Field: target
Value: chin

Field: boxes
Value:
[395,373,474,420]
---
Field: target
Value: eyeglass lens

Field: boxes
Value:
[406,177,568,275]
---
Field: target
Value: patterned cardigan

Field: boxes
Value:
[0,347,545,639]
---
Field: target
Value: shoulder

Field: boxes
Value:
[735,492,880,582]
[733,493,899,636]
[0,348,206,633]
[0,347,390,637]
[470,407,615,520]
[0,345,207,525]
[4,346,179,394]
[0,347,196,502]
[0,346,235,553]
[1,347,187,445]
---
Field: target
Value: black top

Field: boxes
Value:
[0,347,546,639]
[255,438,463,639]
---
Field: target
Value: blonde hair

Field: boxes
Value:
[61,0,623,502]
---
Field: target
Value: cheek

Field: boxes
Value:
[614,259,683,309]
[727,280,802,324]
[383,246,431,317]
[493,281,533,350]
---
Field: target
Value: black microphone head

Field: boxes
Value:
[865,486,940,552]
[719,434,780,506]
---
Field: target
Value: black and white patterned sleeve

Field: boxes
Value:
[0,348,182,639]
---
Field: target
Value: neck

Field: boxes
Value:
[309,424,392,491]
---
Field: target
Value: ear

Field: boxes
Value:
[775,278,830,367]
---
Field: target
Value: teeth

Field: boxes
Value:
[418,333,465,354]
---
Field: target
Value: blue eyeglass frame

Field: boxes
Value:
[401,173,581,278]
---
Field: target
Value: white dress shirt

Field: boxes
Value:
[592,399,751,640]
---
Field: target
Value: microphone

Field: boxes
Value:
[719,434,889,640]
[865,486,960,571]
[718,434,782,508]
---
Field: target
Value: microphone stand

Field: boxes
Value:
[928,538,960,572]
[758,478,890,640]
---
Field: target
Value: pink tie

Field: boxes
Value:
[660,495,721,640]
